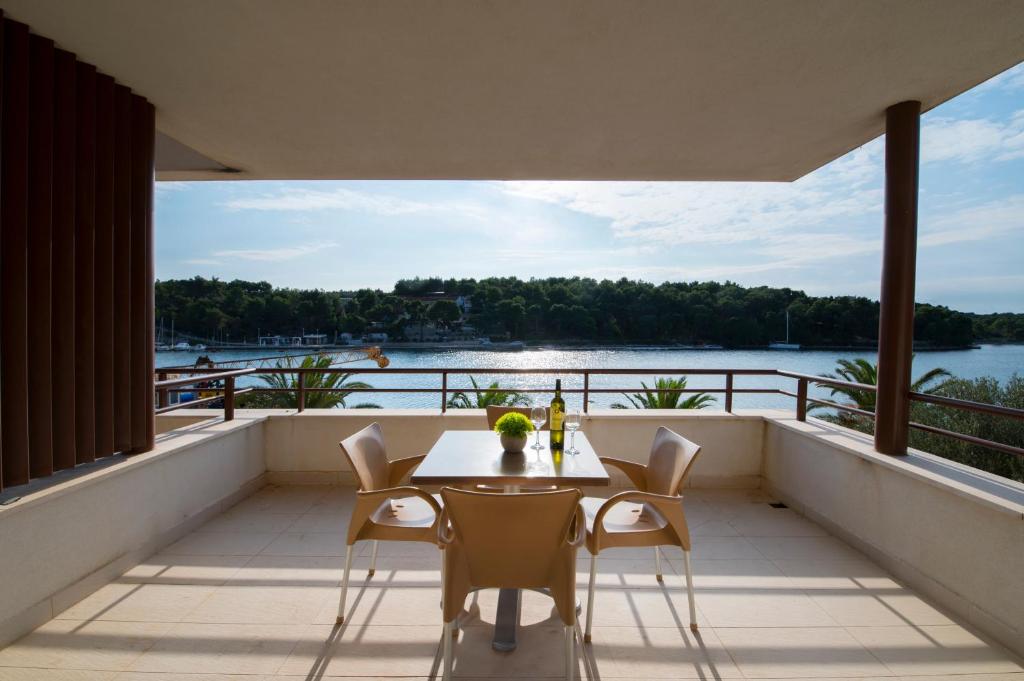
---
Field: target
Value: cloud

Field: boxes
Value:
[182,258,223,266]
[222,187,428,214]
[920,194,1024,247]
[155,181,192,200]
[921,111,1024,164]
[973,61,1024,93]
[499,159,883,249]
[211,241,337,261]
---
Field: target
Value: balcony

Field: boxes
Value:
[0,2,1022,679]
[0,407,1021,678]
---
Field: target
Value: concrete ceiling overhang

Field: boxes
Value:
[4,0,1024,181]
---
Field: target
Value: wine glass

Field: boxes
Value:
[529,406,546,451]
[565,410,581,455]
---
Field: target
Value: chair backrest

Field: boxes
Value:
[339,422,391,492]
[440,487,580,587]
[485,405,548,430]
[645,426,702,496]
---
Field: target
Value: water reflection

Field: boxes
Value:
[156,345,1021,410]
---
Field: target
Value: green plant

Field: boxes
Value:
[909,374,1023,482]
[493,412,534,437]
[611,376,715,409]
[446,376,530,408]
[811,357,950,429]
[241,354,379,409]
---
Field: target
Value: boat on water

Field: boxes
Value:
[769,309,801,350]
[171,341,207,351]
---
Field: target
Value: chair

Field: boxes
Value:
[438,487,584,681]
[485,405,548,429]
[583,426,701,642]
[336,422,442,624]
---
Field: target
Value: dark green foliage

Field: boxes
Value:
[446,376,530,409]
[812,362,1024,483]
[239,355,378,409]
[909,375,1024,483]
[156,276,1017,347]
[969,312,1024,342]
[610,376,716,409]
[810,357,951,426]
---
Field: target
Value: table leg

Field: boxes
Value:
[491,483,522,652]
[492,587,520,651]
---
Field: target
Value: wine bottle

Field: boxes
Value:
[549,379,565,452]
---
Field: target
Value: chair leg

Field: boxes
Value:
[683,549,698,632]
[564,623,575,681]
[336,543,354,624]
[584,554,597,643]
[654,546,663,582]
[442,620,454,681]
[369,540,379,577]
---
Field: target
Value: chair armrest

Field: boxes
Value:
[598,457,647,490]
[387,454,427,486]
[590,490,690,551]
[356,485,442,517]
[568,504,586,548]
[437,507,455,547]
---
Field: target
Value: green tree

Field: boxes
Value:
[428,300,462,329]
[244,355,378,408]
[446,376,530,408]
[811,357,951,429]
[909,374,1024,482]
[611,377,715,409]
[406,300,427,341]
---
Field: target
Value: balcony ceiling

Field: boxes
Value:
[5,0,1024,181]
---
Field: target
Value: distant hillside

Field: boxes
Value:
[155,275,1023,347]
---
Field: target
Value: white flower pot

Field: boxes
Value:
[500,433,528,453]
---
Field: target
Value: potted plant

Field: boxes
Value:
[493,412,534,453]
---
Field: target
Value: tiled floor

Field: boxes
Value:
[0,485,1021,679]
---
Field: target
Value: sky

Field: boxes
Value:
[156,62,1024,314]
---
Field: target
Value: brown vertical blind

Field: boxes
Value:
[1,19,31,489]
[27,35,55,478]
[0,15,156,491]
[112,85,133,454]
[74,62,97,465]
[51,49,77,472]
[94,74,116,460]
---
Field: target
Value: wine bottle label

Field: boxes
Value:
[550,407,563,430]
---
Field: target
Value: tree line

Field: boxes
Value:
[155,275,1023,347]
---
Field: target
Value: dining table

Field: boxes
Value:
[412,429,610,651]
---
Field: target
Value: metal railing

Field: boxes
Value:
[153,366,1024,458]
[155,368,256,421]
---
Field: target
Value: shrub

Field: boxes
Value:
[493,412,534,437]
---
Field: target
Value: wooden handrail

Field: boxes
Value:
[150,365,1022,459]
[154,367,256,389]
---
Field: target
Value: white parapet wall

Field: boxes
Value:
[0,414,267,648]
[3,406,1021,660]
[261,408,765,488]
[763,415,1024,657]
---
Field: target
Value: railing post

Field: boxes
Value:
[297,372,305,412]
[224,376,235,421]
[441,371,448,413]
[796,378,808,421]
[157,371,168,409]
[725,372,733,413]
[583,371,590,414]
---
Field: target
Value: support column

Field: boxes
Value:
[874,101,921,456]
